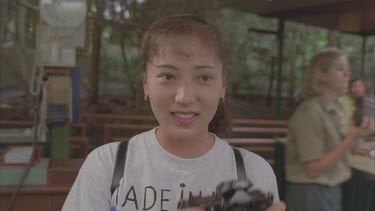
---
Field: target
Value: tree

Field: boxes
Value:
[0,0,37,101]
[86,0,221,108]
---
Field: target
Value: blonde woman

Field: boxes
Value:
[285,48,374,211]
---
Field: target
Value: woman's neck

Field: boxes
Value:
[155,129,215,159]
[322,89,340,104]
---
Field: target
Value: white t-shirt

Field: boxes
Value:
[62,128,279,211]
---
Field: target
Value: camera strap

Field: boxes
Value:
[110,141,129,195]
[232,147,247,179]
[110,141,246,195]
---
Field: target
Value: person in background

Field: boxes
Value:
[284,47,374,211]
[62,14,285,211]
[339,74,366,126]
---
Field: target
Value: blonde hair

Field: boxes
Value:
[302,47,347,97]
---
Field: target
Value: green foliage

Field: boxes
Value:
[216,9,278,96]
[94,3,375,101]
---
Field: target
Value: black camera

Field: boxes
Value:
[178,179,273,211]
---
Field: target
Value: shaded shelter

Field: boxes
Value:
[225,0,375,118]
[230,0,375,35]
[224,0,375,202]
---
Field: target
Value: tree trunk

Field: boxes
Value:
[2,47,30,91]
[15,1,31,101]
[0,0,8,45]
[88,16,103,105]
[120,35,129,74]
[17,2,26,45]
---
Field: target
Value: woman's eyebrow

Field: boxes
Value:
[156,64,215,70]
[194,65,215,70]
[156,64,178,70]
[334,63,348,67]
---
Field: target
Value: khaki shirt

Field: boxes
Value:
[285,96,351,186]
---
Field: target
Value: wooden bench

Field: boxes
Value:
[232,118,288,127]
[48,159,84,185]
[81,113,157,147]
[229,126,288,138]
[103,123,156,144]
[226,138,276,166]
[80,114,287,164]
[229,118,288,138]
[82,112,288,139]
[82,113,288,138]
[0,120,89,158]
[68,137,89,157]
[82,114,287,127]
[81,113,157,124]
[106,129,276,166]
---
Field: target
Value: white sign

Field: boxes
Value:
[39,0,87,67]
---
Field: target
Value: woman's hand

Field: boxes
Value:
[359,117,375,137]
[265,201,286,211]
[347,117,375,141]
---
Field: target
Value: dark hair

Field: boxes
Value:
[139,14,231,136]
[349,72,362,88]
[209,98,231,137]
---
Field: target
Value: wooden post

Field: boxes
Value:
[275,19,284,119]
[88,6,103,105]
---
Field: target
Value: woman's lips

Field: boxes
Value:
[172,112,198,125]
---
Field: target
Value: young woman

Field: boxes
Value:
[285,48,374,211]
[62,14,285,211]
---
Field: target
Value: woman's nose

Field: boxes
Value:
[175,83,196,105]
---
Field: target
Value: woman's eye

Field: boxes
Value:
[159,74,175,81]
[336,66,348,72]
[200,75,211,82]
[165,74,174,80]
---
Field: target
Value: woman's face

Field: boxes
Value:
[319,55,351,95]
[350,80,365,98]
[143,37,226,142]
